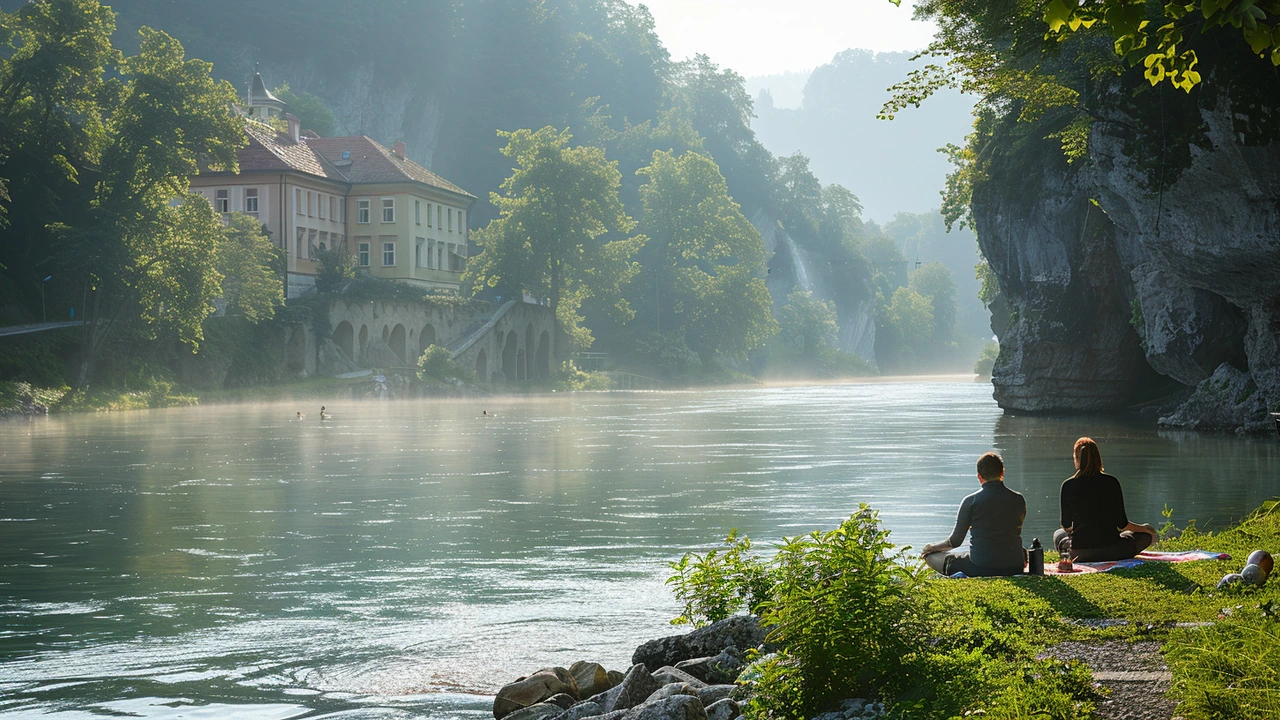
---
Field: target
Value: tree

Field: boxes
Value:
[886,286,936,354]
[64,24,244,387]
[908,261,957,341]
[273,83,337,137]
[216,212,284,322]
[636,150,776,360]
[465,126,646,349]
[777,290,838,360]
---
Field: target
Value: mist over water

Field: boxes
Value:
[1,383,1277,718]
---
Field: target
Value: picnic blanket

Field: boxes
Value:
[948,549,1230,578]
[1042,549,1231,575]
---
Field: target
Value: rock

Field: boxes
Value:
[570,661,613,698]
[317,338,358,375]
[546,694,578,710]
[587,664,663,714]
[1248,549,1274,576]
[505,703,569,720]
[840,698,867,716]
[674,649,745,684]
[1158,363,1271,433]
[1242,563,1266,586]
[606,670,626,687]
[1132,267,1247,386]
[1217,573,1245,589]
[494,668,580,719]
[631,617,766,671]
[703,699,739,720]
[644,683,697,705]
[652,667,706,688]
[694,686,735,707]
[557,702,603,720]
[622,695,706,720]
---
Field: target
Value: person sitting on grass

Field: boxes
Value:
[922,452,1027,577]
[1053,437,1157,562]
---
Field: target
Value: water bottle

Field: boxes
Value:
[1028,538,1044,576]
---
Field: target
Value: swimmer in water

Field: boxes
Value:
[320,406,330,420]
[296,411,304,420]
[482,410,488,417]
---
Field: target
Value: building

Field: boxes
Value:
[189,73,475,298]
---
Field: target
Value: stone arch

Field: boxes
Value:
[382,324,390,343]
[285,326,307,374]
[525,323,535,381]
[389,324,407,364]
[501,330,518,381]
[420,324,437,355]
[474,348,488,379]
[334,321,354,363]
[516,348,527,381]
[359,324,369,360]
[535,330,551,381]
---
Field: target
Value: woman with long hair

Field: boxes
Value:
[1053,437,1157,562]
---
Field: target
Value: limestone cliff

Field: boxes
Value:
[975,97,1280,432]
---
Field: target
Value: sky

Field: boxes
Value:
[633,0,938,78]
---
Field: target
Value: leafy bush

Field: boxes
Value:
[314,243,356,294]
[417,344,475,384]
[747,508,925,718]
[554,360,612,391]
[974,340,999,376]
[668,529,772,626]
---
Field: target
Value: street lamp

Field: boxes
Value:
[41,275,52,323]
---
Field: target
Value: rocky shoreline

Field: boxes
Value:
[488,616,882,720]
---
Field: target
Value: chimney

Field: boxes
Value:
[285,113,301,143]
[392,140,406,159]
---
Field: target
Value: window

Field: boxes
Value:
[460,210,465,237]
[318,193,326,220]
[381,197,395,223]
[448,208,453,232]
[295,188,303,215]
[307,229,318,259]
[307,191,314,217]
[437,245,443,270]
[382,241,396,266]
[215,189,229,213]
[416,237,425,267]
[427,203,433,228]
[437,204,441,229]
[296,227,305,259]
[357,240,370,267]
[357,199,370,224]
[415,200,421,225]
[244,188,259,215]
[330,196,338,220]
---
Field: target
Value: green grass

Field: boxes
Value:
[916,501,1280,720]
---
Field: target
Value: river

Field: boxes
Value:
[1,381,1277,718]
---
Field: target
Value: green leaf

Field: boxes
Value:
[1045,0,1072,33]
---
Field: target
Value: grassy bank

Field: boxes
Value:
[672,500,1280,719]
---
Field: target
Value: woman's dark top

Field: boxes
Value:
[1060,472,1128,549]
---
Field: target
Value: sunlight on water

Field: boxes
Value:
[1,382,1277,718]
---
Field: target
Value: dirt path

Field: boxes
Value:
[1041,641,1177,720]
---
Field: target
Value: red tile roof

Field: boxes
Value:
[239,122,346,180]
[308,136,474,200]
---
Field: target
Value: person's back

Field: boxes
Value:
[922,452,1026,577]
[962,480,1027,571]
[1060,471,1127,549]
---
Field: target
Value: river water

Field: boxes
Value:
[1,382,1277,718]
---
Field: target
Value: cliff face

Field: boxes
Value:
[975,101,1280,431]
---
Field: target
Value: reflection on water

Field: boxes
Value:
[0,383,1276,719]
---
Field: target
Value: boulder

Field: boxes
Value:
[545,694,577,710]
[644,683,697,705]
[556,702,603,720]
[494,668,580,719]
[607,670,626,687]
[622,695,706,720]
[587,664,663,714]
[631,617,766,671]
[703,699,739,720]
[570,661,613,698]
[693,686,735,707]
[505,703,568,720]
[652,667,706,688]
[1158,363,1272,433]
[674,649,745,685]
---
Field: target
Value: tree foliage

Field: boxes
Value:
[272,83,337,137]
[777,290,838,360]
[636,149,776,360]
[216,212,284,322]
[908,261,958,341]
[465,126,646,349]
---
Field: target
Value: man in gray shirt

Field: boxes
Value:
[921,452,1027,577]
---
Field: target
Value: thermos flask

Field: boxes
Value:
[1029,538,1044,576]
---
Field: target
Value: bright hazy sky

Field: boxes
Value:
[634,0,938,77]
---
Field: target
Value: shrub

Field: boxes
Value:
[974,340,999,376]
[668,529,772,626]
[417,344,475,384]
[554,360,612,391]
